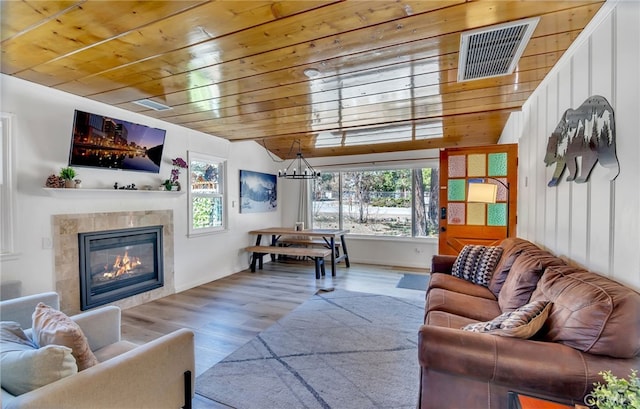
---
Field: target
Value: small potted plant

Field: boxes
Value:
[584,370,640,409]
[163,157,187,191]
[59,167,77,188]
[162,179,174,191]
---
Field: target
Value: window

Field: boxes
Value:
[312,167,439,237]
[1,113,17,258]
[187,151,226,236]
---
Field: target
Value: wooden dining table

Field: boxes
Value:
[248,227,350,276]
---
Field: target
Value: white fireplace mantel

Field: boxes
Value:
[43,188,185,197]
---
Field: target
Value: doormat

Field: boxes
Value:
[396,273,430,291]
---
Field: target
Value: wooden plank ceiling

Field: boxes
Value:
[1,1,604,159]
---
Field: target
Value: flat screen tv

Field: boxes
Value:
[68,110,166,173]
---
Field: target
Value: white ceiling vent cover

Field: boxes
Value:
[132,99,172,111]
[457,17,539,82]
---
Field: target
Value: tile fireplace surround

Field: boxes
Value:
[53,210,175,315]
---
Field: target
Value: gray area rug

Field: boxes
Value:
[195,289,424,409]
[396,273,430,291]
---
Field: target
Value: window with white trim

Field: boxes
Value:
[187,151,227,236]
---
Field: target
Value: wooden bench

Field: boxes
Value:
[246,245,332,279]
[277,237,342,256]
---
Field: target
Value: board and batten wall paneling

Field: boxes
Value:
[528,94,536,242]
[544,75,559,251]
[611,2,640,288]
[554,61,573,259]
[525,107,535,242]
[502,1,640,290]
[588,14,614,275]
[570,38,591,268]
[517,108,530,241]
[526,97,537,243]
[534,90,546,245]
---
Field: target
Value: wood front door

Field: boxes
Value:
[438,144,518,255]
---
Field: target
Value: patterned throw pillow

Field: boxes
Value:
[460,313,510,333]
[451,245,504,287]
[461,300,552,339]
[31,303,99,371]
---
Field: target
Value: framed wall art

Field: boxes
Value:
[239,170,277,213]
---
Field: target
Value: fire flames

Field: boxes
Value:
[102,251,142,278]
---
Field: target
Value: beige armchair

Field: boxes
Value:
[1,292,195,409]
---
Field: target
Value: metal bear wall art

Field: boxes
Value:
[544,95,619,187]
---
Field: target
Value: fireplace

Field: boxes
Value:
[78,225,164,310]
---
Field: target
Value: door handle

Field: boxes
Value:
[440,227,446,232]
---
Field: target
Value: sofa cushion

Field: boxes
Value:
[1,321,77,395]
[425,310,478,329]
[498,250,564,312]
[488,238,541,297]
[32,303,99,371]
[93,340,139,362]
[426,288,502,322]
[427,273,497,300]
[461,300,551,339]
[487,253,518,297]
[451,245,503,287]
[530,266,640,358]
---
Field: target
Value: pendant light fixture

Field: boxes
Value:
[278,140,320,180]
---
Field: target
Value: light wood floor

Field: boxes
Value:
[120,260,428,408]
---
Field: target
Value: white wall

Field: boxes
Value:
[501,1,640,290]
[0,75,281,296]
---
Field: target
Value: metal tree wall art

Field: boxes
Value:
[544,95,619,187]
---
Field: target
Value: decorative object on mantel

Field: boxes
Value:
[74,179,82,188]
[45,174,65,188]
[113,182,138,190]
[278,140,320,180]
[59,167,77,188]
[544,95,619,187]
[162,157,187,191]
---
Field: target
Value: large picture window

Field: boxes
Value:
[312,167,439,237]
[188,152,226,236]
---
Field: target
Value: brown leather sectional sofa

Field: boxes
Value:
[418,238,640,409]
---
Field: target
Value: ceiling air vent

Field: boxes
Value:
[457,17,539,82]
[132,99,172,111]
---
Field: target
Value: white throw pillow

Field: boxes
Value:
[0,321,77,395]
